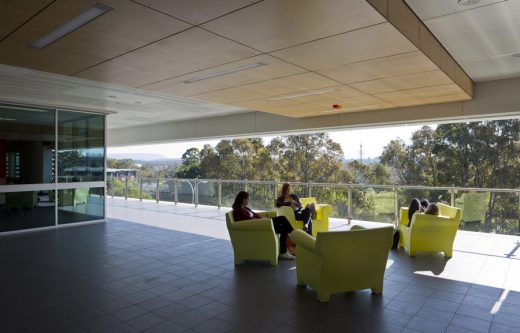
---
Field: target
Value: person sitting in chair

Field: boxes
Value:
[232,191,295,260]
[424,202,440,216]
[276,183,313,235]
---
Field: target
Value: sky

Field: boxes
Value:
[107,124,429,160]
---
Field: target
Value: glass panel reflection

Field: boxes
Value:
[58,187,104,224]
[0,105,55,185]
[58,111,104,182]
[0,190,55,232]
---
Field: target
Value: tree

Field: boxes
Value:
[176,148,201,178]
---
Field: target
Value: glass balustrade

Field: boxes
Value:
[108,178,520,235]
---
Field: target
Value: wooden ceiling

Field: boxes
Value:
[0,0,473,121]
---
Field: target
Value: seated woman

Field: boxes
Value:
[407,198,422,227]
[276,183,313,235]
[424,202,440,216]
[232,191,295,260]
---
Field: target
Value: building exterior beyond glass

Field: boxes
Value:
[0,103,106,232]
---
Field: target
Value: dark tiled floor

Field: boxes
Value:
[1,220,520,333]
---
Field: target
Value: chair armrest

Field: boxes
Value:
[315,204,332,216]
[258,211,277,219]
[229,218,273,231]
[291,229,317,252]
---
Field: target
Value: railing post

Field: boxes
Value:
[244,179,248,192]
[394,186,399,228]
[450,188,456,207]
[517,192,520,236]
[156,178,160,203]
[195,178,199,208]
[174,178,178,205]
[347,186,352,224]
[273,181,277,200]
[124,178,128,200]
[308,181,312,197]
[218,178,222,210]
[139,178,143,202]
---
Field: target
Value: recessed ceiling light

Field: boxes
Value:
[268,89,336,101]
[457,0,481,6]
[183,62,267,83]
[0,117,16,121]
[30,3,112,49]
[512,53,520,58]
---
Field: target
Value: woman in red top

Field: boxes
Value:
[232,191,295,260]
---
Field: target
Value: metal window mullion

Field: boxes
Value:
[54,108,58,227]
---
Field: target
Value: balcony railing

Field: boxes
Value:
[107,177,520,236]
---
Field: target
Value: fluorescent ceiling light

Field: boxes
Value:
[30,3,112,49]
[0,117,16,121]
[1,105,50,112]
[269,89,336,101]
[457,0,481,6]
[183,62,267,83]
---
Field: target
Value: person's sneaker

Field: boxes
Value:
[279,252,295,260]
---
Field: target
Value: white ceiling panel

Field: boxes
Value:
[418,1,520,62]
[74,28,260,87]
[461,54,520,82]
[202,0,386,52]
[133,0,258,25]
[271,23,417,71]
[405,0,505,21]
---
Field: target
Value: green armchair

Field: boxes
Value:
[5,191,37,209]
[399,202,461,257]
[59,188,89,206]
[275,197,332,237]
[291,226,393,302]
[225,210,279,266]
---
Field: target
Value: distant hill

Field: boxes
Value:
[108,153,168,161]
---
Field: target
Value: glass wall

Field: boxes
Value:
[0,104,106,232]
[58,111,104,182]
[0,105,55,185]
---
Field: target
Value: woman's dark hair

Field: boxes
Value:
[420,199,430,210]
[408,198,421,225]
[232,191,249,210]
[281,183,290,197]
[424,203,440,216]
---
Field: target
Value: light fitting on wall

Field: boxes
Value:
[268,89,336,101]
[30,3,113,49]
[183,63,267,83]
[457,0,481,6]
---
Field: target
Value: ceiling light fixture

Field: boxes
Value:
[30,3,112,49]
[321,104,385,113]
[457,0,481,6]
[0,117,16,121]
[269,89,336,102]
[2,105,50,112]
[183,62,267,83]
